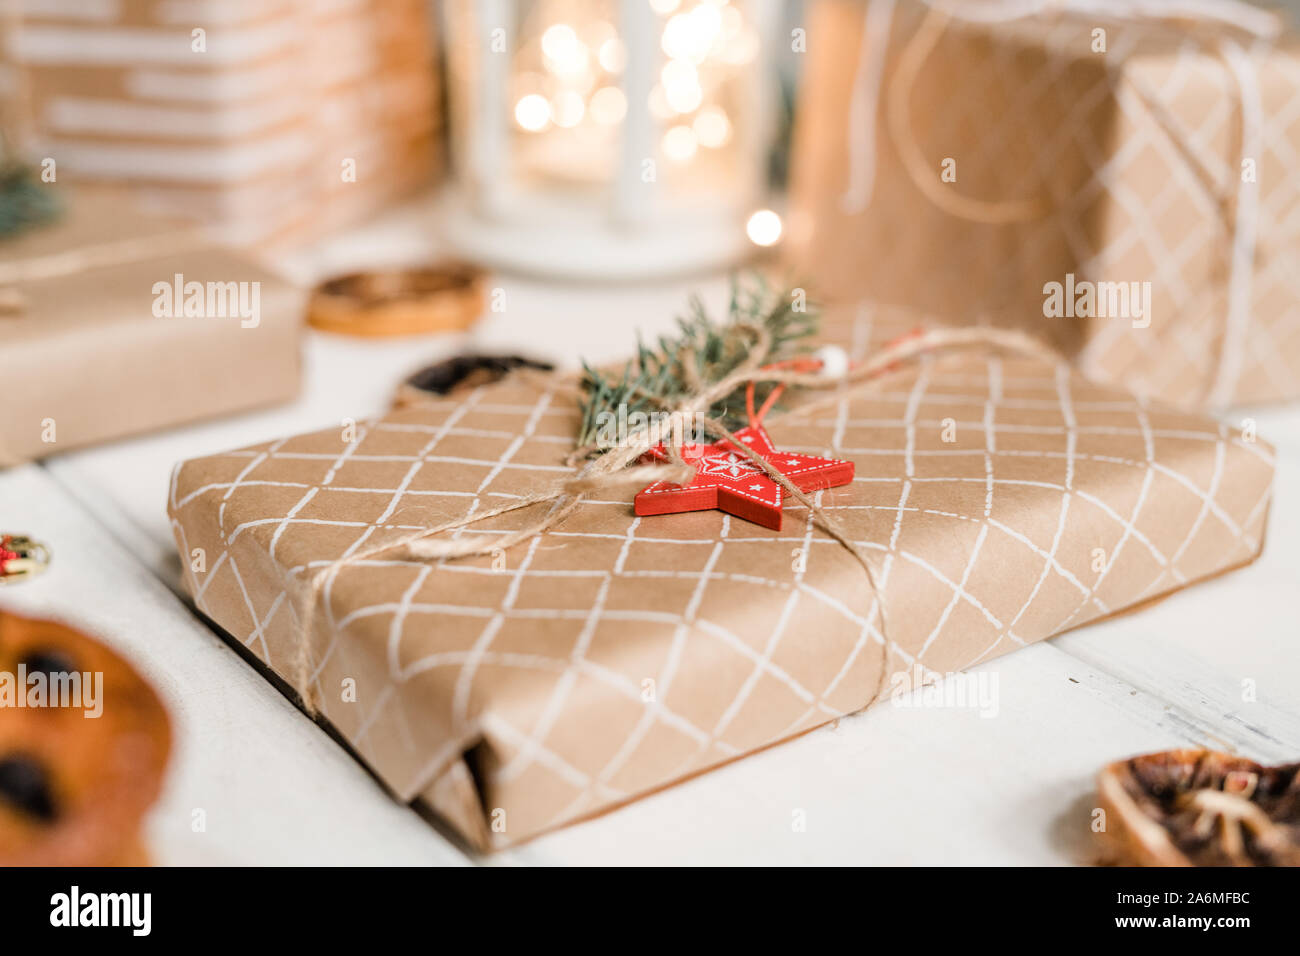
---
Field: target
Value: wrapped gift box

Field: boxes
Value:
[787,0,1300,409]
[0,189,303,464]
[5,0,440,246]
[167,302,1274,849]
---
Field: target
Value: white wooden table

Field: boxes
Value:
[5,193,1298,865]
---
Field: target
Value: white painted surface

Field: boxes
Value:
[13,196,1300,865]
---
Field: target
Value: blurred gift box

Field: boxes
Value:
[787,0,1300,410]
[3,0,442,247]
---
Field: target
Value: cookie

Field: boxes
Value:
[1097,748,1300,866]
[0,611,171,866]
[307,263,485,337]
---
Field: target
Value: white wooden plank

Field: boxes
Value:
[0,464,470,865]
[501,641,1226,865]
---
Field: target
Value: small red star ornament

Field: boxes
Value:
[634,425,855,531]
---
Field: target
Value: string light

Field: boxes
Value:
[517,0,748,184]
[662,125,698,163]
[661,59,702,114]
[661,12,708,61]
[693,105,730,147]
[746,209,783,246]
[515,93,550,131]
[590,86,627,125]
[689,3,723,49]
[597,37,626,73]
[541,24,587,74]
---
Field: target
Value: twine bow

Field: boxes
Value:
[289,325,1062,713]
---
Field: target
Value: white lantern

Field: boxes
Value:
[441,0,781,279]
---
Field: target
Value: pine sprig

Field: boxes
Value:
[577,276,817,451]
[0,163,59,238]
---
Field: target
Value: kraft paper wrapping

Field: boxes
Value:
[167,304,1275,850]
[787,0,1300,410]
[0,190,303,465]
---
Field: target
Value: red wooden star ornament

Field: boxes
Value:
[633,424,854,530]
[633,347,855,531]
